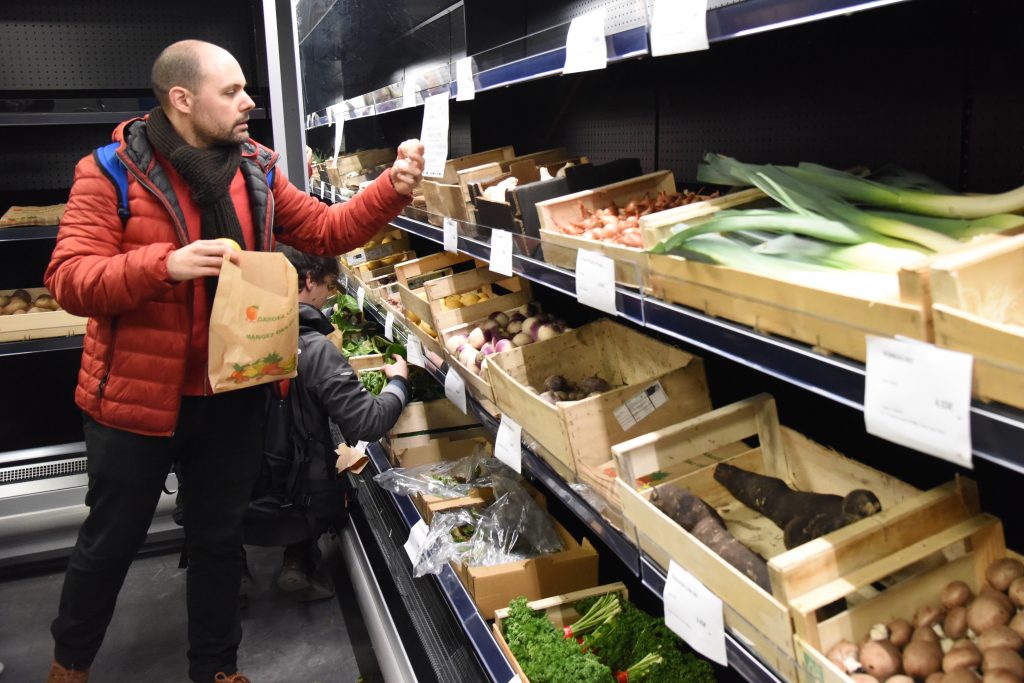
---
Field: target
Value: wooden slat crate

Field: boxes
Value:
[613,394,979,682]
[928,234,1024,410]
[486,318,711,483]
[493,583,629,683]
[0,287,87,342]
[783,513,1010,683]
[424,269,532,335]
[343,233,410,267]
[536,171,675,287]
[388,427,490,466]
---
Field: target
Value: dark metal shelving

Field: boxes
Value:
[0,335,83,358]
[0,226,59,242]
[0,108,267,127]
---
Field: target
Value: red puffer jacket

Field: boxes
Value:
[45,118,410,436]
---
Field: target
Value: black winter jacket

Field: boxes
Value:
[293,303,409,453]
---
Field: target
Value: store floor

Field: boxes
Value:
[0,535,379,683]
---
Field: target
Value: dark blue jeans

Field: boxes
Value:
[51,389,264,682]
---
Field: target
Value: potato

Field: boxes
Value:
[988,560,1024,593]
[946,607,970,639]
[969,596,1014,634]
[904,640,944,678]
[944,581,975,610]
[984,649,1024,679]
[978,626,1024,653]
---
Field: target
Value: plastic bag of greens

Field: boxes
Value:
[373,447,513,499]
[461,477,564,567]
[412,509,478,577]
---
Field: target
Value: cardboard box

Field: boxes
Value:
[0,287,87,342]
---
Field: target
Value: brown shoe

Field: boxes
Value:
[214,673,251,683]
[47,660,89,682]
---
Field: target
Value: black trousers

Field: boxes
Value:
[51,389,265,683]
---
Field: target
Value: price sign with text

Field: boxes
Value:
[444,368,467,414]
[563,8,608,74]
[420,93,450,178]
[495,414,523,473]
[489,229,514,277]
[663,560,727,665]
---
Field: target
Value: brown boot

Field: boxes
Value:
[213,673,251,683]
[47,660,89,682]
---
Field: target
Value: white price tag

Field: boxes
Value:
[455,56,475,101]
[489,229,514,277]
[403,72,418,109]
[563,8,608,74]
[613,381,669,432]
[420,93,450,178]
[664,560,727,665]
[443,216,459,253]
[650,0,710,57]
[403,520,429,565]
[864,336,973,468]
[355,440,368,454]
[332,105,346,159]
[330,185,336,202]
[575,250,617,315]
[357,286,366,311]
[319,182,324,199]
[444,368,467,414]
[407,336,425,368]
[384,310,395,341]
[507,677,522,683]
[495,414,523,473]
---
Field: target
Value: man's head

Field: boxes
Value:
[151,40,255,148]
[278,245,340,310]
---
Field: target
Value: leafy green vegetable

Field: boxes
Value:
[360,370,386,396]
[567,593,621,639]
[503,597,614,683]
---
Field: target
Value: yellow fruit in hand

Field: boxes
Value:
[216,238,242,251]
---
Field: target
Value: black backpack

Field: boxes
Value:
[243,372,350,546]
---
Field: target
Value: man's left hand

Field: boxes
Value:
[391,139,425,196]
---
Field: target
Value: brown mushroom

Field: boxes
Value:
[945,671,982,683]
[983,586,1017,611]
[827,639,861,674]
[944,645,983,673]
[1009,578,1024,610]
[916,626,942,643]
[945,582,976,610]
[978,626,1024,653]
[969,597,1014,634]
[904,640,945,678]
[861,640,902,681]
[886,677,915,683]
[919,606,949,629]
[926,674,947,683]
[984,649,1024,679]
[946,607,970,640]
[988,560,1024,593]
[1009,613,1024,641]
[9,289,31,303]
[983,670,1023,683]
[890,619,914,648]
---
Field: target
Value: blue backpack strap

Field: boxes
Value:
[93,142,130,228]
[266,168,275,189]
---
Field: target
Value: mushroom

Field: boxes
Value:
[870,624,892,642]
[978,626,1024,653]
[1009,578,1024,609]
[945,607,970,640]
[944,670,982,683]
[904,640,944,678]
[969,597,1014,634]
[944,581,975,610]
[984,649,1024,679]
[926,674,946,683]
[827,640,862,674]
[886,677,915,683]
[987,560,1024,593]
[916,626,943,644]
[861,640,902,681]
[1008,613,1024,641]
[944,644,983,673]
[919,606,949,629]
[889,619,914,648]
[982,670,1023,683]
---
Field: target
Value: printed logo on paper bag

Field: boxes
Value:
[227,351,297,385]
[245,305,259,322]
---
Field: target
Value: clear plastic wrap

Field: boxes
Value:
[412,509,477,577]
[373,447,513,499]
[461,476,564,567]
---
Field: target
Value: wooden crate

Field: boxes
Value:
[493,583,629,683]
[434,146,516,185]
[390,396,480,438]
[452,518,599,619]
[927,234,1024,410]
[346,353,385,373]
[0,288,87,342]
[422,180,473,227]
[354,250,416,282]
[639,187,767,250]
[388,427,491,466]
[612,394,978,682]
[343,232,410,267]
[326,148,395,184]
[486,318,712,479]
[393,251,476,288]
[784,513,1008,683]
[424,269,532,335]
[535,171,675,287]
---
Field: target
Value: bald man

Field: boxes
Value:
[44,40,424,683]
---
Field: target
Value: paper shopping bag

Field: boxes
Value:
[208,251,299,393]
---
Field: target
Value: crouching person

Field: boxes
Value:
[242,245,409,600]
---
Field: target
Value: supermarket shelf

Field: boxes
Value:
[362,440,519,683]
[0,335,83,358]
[639,555,786,683]
[0,225,59,242]
[0,441,85,467]
[0,108,266,126]
[707,0,913,43]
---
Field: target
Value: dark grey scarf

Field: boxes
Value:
[145,107,246,248]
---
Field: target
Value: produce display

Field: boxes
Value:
[1,289,63,315]
[502,591,715,683]
[713,462,882,549]
[443,304,570,376]
[825,558,1024,683]
[650,484,771,591]
[554,190,718,247]
[653,153,1024,283]
[358,342,444,401]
